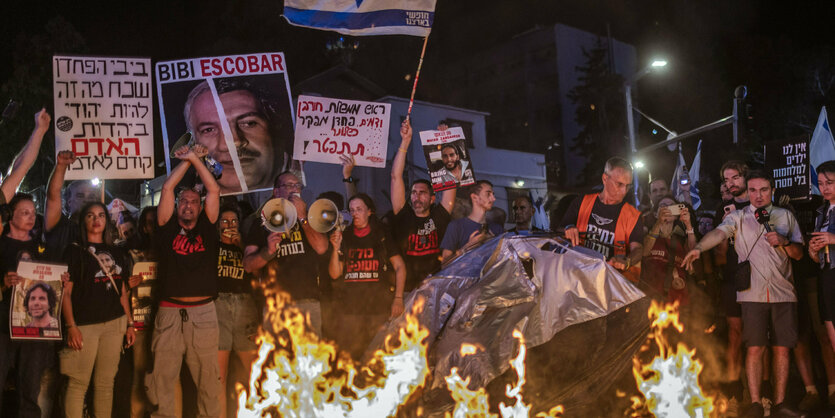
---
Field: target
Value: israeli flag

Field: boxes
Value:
[284,0,437,36]
[671,141,702,209]
[809,107,835,195]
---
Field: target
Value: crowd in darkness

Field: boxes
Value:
[3,108,835,418]
[0,116,541,418]
[559,156,835,418]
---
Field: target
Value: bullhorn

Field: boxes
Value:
[260,198,297,233]
[308,199,343,233]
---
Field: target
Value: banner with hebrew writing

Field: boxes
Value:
[293,95,390,168]
[156,52,296,195]
[53,56,154,180]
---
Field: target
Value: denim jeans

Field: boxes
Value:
[0,333,55,418]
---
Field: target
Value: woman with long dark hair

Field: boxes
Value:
[328,193,406,360]
[60,201,136,418]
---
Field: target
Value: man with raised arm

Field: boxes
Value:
[145,144,221,418]
[1,109,51,205]
[390,119,455,290]
[43,148,101,260]
[682,169,804,418]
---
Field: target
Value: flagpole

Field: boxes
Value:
[406,35,430,121]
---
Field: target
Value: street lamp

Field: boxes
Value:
[625,58,667,206]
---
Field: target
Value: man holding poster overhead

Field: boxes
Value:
[156,52,297,195]
[390,120,455,292]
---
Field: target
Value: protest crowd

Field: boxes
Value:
[1,80,834,418]
[0,104,831,418]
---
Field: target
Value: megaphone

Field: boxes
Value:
[308,199,343,233]
[260,198,297,234]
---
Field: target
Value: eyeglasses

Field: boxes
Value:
[279,183,303,190]
[512,206,528,210]
[220,219,238,226]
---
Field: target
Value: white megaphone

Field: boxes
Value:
[260,198,297,234]
[308,199,343,233]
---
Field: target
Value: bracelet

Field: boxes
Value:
[686,229,695,235]
[648,233,660,239]
[398,147,408,153]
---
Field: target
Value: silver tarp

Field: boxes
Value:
[372,233,651,415]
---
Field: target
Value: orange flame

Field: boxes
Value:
[444,330,563,418]
[237,292,429,417]
[631,300,714,417]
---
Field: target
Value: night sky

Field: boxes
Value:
[2,0,834,189]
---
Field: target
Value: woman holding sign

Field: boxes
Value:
[60,201,137,418]
[0,193,68,417]
[328,194,406,360]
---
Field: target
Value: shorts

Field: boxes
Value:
[740,302,798,348]
[720,280,742,318]
[216,292,259,352]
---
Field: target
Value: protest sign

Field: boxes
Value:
[764,136,811,200]
[293,95,391,168]
[130,262,156,331]
[156,52,296,195]
[10,261,67,340]
[419,127,475,192]
[52,56,154,180]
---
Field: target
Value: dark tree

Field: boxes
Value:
[567,38,626,186]
[0,17,87,197]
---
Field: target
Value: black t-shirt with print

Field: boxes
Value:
[337,224,399,315]
[560,196,645,260]
[217,242,251,294]
[155,212,219,299]
[0,235,42,335]
[244,222,320,301]
[63,243,130,326]
[392,204,450,291]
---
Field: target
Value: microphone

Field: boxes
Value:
[754,207,772,232]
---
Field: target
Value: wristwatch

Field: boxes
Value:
[342,176,355,183]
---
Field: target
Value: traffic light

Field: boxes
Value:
[733,85,753,144]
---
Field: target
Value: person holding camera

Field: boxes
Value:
[682,169,804,418]
[642,196,696,304]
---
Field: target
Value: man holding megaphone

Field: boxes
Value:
[242,171,328,336]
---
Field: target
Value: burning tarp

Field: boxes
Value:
[372,234,651,416]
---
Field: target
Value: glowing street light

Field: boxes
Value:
[625,58,669,205]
